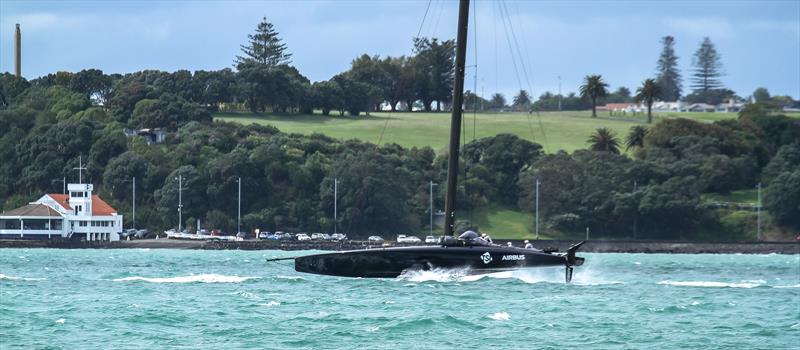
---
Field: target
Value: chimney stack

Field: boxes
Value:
[14,24,21,78]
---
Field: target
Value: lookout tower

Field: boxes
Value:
[14,24,21,78]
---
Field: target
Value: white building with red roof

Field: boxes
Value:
[0,182,123,241]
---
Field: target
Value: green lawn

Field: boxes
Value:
[215,110,748,153]
[703,189,759,204]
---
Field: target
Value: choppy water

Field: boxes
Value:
[1,249,798,349]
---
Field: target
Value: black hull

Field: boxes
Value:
[294,245,584,278]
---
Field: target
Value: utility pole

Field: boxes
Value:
[633,179,637,240]
[429,181,437,236]
[53,177,66,194]
[557,75,562,111]
[175,175,183,232]
[757,182,761,241]
[333,178,339,234]
[535,178,540,240]
[237,177,242,234]
[132,176,136,229]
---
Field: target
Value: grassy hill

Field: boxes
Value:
[215,110,750,153]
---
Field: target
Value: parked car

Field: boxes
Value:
[135,229,149,239]
[311,233,325,240]
[425,235,437,243]
[368,236,384,243]
[296,233,311,241]
[121,229,137,239]
[331,233,347,241]
[397,235,422,243]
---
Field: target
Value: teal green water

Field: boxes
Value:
[1,249,798,349]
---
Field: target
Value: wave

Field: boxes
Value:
[488,312,510,321]
[773,284,800,289]
[0,273,45,281]
[658,280,762,288]
[113,274,259,283]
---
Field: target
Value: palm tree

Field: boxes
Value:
[579,75,609,118]
[635,78,662,123]
[625,125,648,151]
[587,127,621,154]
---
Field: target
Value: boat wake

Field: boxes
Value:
[0,273,45,281]
[397,266,621,285]
[113,274,259,283]
[658,280,762,288]
[397,267,473,282]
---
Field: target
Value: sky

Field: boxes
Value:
[1,0,799,99]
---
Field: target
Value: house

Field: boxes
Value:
[652,101,686,111]
[0,183,123,241]
[601,103,644,114]
[123,128,167,145]
[716,99,746,113]
[685,103,716,112]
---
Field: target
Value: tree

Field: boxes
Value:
[625,125,647,151]
[488,93,506,111]
[587,127,620,154]
[691,37,724,92]
[579,75,608,118]
[655,36,682,101]
[635,78,662,123]
[752,87,771,102]
[412,38,456,111]
[763,170,800,227]
[235,17,292,69]
[512,90,532,111]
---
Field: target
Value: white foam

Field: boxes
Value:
[773,284,800,289]
[55,318,65,324]
[488,312,510,321]
[275,275,304,280]
[397,267,472,282]
[113,274,258,283]
[0,273,45,281]
[658,281,761,288]
[258,301,280,307]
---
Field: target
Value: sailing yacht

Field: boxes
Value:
[273,0,585,282]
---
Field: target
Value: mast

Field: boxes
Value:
[443,0,470,236]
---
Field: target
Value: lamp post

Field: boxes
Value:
[175,175,184,232]
[535,178,540,240]
[236,177,241,235]
[756,182,761,241]
[52,177,66,194]
[557,75,562,111]
[333,178,339,234]
[429,181,437,237]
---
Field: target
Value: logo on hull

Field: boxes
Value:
[481,252,492,264]
[502,255,526,261]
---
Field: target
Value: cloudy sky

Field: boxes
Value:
[1,0,798,99]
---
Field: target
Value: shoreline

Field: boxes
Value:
[0,238,797,254]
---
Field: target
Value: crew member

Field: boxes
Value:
[481,233,493,244]
[524,240,533,249]
[507,242,513,247]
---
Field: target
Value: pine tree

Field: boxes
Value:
[690,37,724,92]
[655,36,682,101]
[235,17,292,69]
